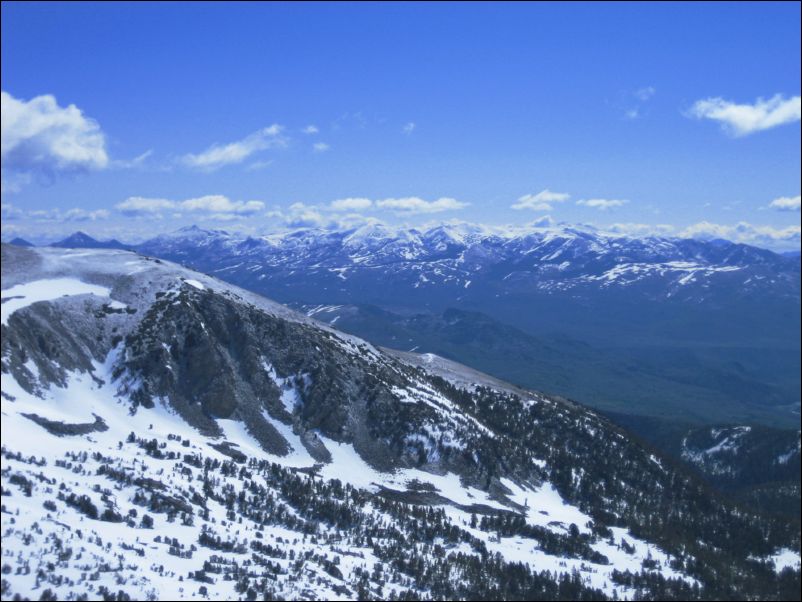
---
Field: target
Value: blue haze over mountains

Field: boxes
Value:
[41,223,801,430]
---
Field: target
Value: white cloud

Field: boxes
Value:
[680,221,801,249]
[634,86,656,101]
[512,189,570,211]
[116,194,264,219]
[329,197,373,211]
[180,195,264,215]
[687,94,801,136]
[403,122,416,134]
[180,125,285,170]
[312,142,330,153]
[302,125,319,134]
[577,198,629,211]
[624,86,656,119]
[284,202,331,228]
[116,196,176,216]
[111,149,153,169]
[375,197,468,215]
[63,208,110,222]
[768,195,801,212]
[245,159,274,171]
[1,91,108,185]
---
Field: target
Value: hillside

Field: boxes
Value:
[124,224,802,427]
[1,244,800,600]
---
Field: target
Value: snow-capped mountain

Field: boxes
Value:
[31,224,802,429]
[1,243,800,600]
[127,223,800,306]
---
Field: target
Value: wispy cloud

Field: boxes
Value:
[1,90,108,188]
[768,195,801,212]
[110,149,153,169]
[403,122,416,135]
[245,159,274,172]
[512,189,570,211]
[302,125,319,134]
[1,203,25,220]
[687,94,801,136]
[3,201,112,224]
[606,222,675,236]
[180,125,286,171]
[577,198,629,211]
[375,197,468,215]
[27,207,110,222]
[634,86,656,101]
[624,86,656,120]
[312,142,330,153]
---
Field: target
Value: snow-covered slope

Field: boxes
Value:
[129,223,800,305]
[1,244,799,600]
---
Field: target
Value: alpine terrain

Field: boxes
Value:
[2,243,800,600]
[114,223,802,428]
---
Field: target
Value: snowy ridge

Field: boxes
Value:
[1,348,693,600]
[117,221,802,311]
[2,243,798,600]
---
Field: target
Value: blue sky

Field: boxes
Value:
[1,2,800,248]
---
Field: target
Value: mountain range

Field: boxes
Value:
[2,242,799,600]
[35,224,801,429]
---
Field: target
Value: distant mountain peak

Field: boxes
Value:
[51,231,130,250]
[8,237,34,247]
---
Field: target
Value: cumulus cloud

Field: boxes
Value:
[512,189,570,211]
[328,197,373,212]
[577,198,629,210]
[180,194,264,215]
[283,202,331,228]
[116,194,264,219]
[768,195,801,212]
[680,221,801,250]
[312,142,330,153]
[180,125,285,170]
[375,197,468,215]
[1,90,108,186]
[687,94,801,136]
[116,196,176,217]
[270,203,382,230]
